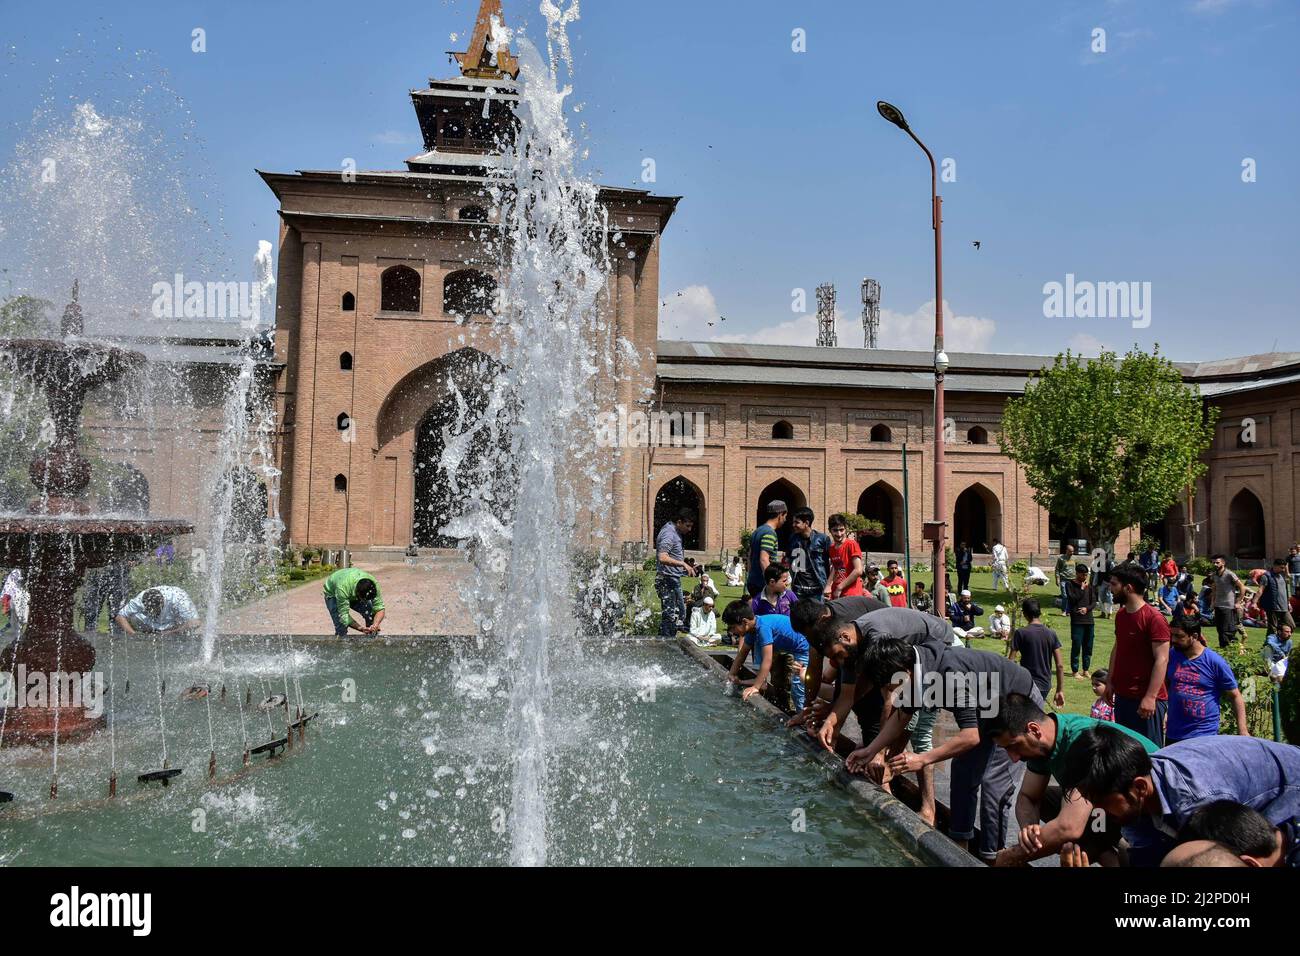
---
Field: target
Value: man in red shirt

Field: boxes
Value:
[881,559,909,608]
[827,514,865,598]
[1104,565,1170,747]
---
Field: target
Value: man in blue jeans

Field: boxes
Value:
[722,602,809,711]
[655,508,698,637]
[322,567,385,636]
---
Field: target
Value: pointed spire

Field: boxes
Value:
[453,0,519,80]
[61,279,83,337]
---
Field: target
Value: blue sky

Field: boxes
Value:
[2,0,1297,359]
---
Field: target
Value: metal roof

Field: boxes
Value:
[655,340,1300,397]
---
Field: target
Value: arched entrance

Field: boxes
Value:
[1049,512,1085,551]
[953,484,1002,553]
[755,478,806,557]
[856,481,903,552]
[653,476,705,550]
[1228,489,1265,561]
[409,350,511,548]
[217,466,269,543]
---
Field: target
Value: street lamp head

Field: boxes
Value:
[877,100,910,131]
[935,350,950,374]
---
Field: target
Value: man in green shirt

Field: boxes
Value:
[989,692,1158,866]
[323,567,385,636]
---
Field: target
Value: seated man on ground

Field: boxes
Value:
[911,581,933,615]
[948,589,985,642]
[115,585,200,636]
[989,604,1012,645]
[323,566,386,637]
[845,625,1041,860]
[688,595,718,644]
[989,692,1157,866]
[1062,726,1300,867]
[722,601,809,711]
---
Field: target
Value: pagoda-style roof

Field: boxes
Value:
[450,0,519,80]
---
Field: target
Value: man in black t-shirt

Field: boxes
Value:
[788,595,887,730]
[1009,597,1065,707]
[846,634,1041,861]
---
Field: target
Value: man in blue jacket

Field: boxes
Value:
[788,507,832,602]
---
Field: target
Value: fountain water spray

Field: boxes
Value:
[200,240,281,664]
[445,1,616,866]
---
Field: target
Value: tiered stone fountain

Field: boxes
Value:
[0,285,193,744]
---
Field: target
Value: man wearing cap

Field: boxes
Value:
[746,500,788,598]
[989,603,1012,644]
[688,595,718,644]
[949,590,985,641]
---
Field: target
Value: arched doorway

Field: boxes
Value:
[216,466,269,543]
[653,476,705,550]
[411,350,511,548]
[1049,512,1085,551]
[1228,489,1265,561]
[953,484,1001,553]
[755,478,806,558]
[856,481,902,552]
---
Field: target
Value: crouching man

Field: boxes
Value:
[721,601,809,711]
[846,633,1041,861]
[989,692,1157,866]
[1062,727,1300,867]
[323,567,385,637]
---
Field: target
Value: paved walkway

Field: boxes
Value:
[220,553,476,637]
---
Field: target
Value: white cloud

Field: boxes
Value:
[876,299,997,352]
[1067,333,1111,355]
[660,286,997,352]
[659,284,723,338]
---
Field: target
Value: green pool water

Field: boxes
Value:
[0,637,918,866]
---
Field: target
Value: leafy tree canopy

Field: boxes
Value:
[1000,347,1216,551]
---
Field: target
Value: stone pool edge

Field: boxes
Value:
[675,636,979,869]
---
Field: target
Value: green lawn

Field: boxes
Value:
[651,567,1273,719]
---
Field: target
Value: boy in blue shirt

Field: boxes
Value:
[721,601,809,711]
[1165,619,1249,743]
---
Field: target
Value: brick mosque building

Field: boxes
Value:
[260,0,1300,566]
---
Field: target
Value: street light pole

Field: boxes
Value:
[877,100,948,613]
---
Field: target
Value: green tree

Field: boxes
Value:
[1000,347,1216,552]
